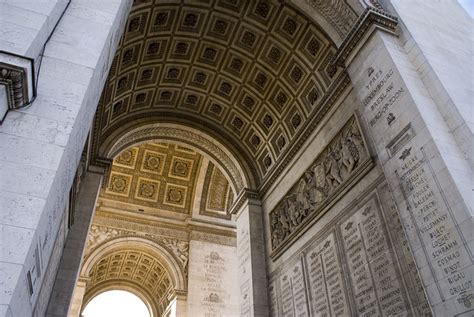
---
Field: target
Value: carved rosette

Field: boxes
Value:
[269,115,372,256]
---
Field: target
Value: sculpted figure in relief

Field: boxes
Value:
[325,145,343,188]
[270,117,368,250]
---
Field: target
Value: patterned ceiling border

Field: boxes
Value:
[107,125,247,191]
[304,0,359,39]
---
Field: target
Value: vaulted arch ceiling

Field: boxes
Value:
[93,0,349,188]
[85,248,173,316]
[98,142,234,220]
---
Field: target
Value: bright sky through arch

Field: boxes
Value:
[82,290,150,317]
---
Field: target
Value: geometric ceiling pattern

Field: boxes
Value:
[101,142,202,214]
[101,142,235,220]
[87,249,173,316]
[94,0,339,181]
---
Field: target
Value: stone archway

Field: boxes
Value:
[104,122,253,193]
[74,236,187,317]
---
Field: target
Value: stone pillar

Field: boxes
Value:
[67,278,87,317]
[166,291,187,317]
[46,171,103,317]
[335,9,474,315]
[186,234,239,317]
[232,189,269,317]
[0,1,131,316]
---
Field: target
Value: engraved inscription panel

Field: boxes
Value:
[305,232,349,316]
[290,260,309,316]
[269,281,280,316]
[396,147,474,304]
[200,251,228,316]
[341,198,406,316]
[280,271,294,316]
[270,188,429,317]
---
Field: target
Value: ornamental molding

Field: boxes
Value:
[332,7,398,67]
[305,0,359,39]
[85,224,190,276]
[107,125,246,191]
[229,188,261,216]
[0,63,28,109]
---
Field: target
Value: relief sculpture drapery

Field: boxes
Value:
[270,115,371,254]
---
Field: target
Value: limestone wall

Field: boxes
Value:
[262,89,431,316]
[0,1,132,315]
[186,240,239,317]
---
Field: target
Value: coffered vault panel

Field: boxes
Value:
[87,249,173,315]
[102,142,202,214]
[94,0,339,182]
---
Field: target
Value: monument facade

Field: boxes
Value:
[0,0,472,316]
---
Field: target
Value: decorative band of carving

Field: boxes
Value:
[0,62,29,110]
[270,115,373,257]
[108,126,245,191]
[305,0,358,39]
[85,225,189,278]
[332,7,398,66]
[189,229,237,247]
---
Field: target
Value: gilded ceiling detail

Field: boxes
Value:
[94,0,339,181]
[102,143,202,214]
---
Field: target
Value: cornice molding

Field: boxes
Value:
[229,188,260,215]
[0,52,35,122]
[332,7,398,67]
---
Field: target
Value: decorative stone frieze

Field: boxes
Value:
[269,115,373,256]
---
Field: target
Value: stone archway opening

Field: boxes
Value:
[82,290,151,317]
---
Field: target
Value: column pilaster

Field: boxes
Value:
[232,189,269,317]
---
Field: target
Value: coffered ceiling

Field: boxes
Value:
[102,142,202,214]
[93,0,341,183]
[87,248,173,315]
[101,142,234,220]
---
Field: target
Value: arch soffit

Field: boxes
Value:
[103,122,252,192]
[82,280,158,317]
[81,236,186,292]
[93,0,344,188]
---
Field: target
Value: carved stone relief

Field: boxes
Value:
[270,115,372,254]
[305,0,359,38]
[0,62,29,111]
[269,186,431,316]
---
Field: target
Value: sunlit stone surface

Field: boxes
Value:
[0,1,472,316]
